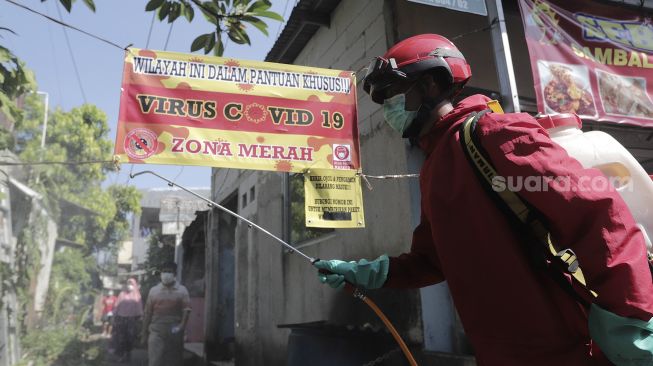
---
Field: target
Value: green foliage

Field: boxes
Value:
[0,260,12,310]
[0,30,33,151]
[41,0,283,57]
[14,210,46,316]
[0,126,14,150]
[0,44,36,125]
[9,92,141,366]
[107,187,141,242]
[16,102,112,192]
[17,324,102,366]
[15,98,141,254]
[46,250,94,324]
[40,0,96,13]
[139,230,175,301]
[148,0,283,56]
[13,97,139,362]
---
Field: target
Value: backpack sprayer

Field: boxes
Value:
[130,170,418,366]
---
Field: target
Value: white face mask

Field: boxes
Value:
[161,272,175,285]
[127,285,134,292]
[383,93,419,134]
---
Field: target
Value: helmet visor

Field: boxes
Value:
[363,57,412,104]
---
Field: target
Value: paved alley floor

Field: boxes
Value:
[88,334,148,366]
[102,348,149,366]
[92,333,216,366]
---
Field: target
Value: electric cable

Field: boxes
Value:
[46,1,64,106]
[223,37,229,55]
[4,0,127,51]
[450,17,499,41]
[172,166,184,184]
[0,26,16,35]
[55,1,87,103]
[0,159,115,166]
[274,0,296,42]
[145,11,156,49]
[164,20,175,51]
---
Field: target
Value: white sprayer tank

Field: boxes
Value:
[536,114,653,255]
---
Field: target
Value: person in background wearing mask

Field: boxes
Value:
[142,262,191,366]
[101,289,117,338]
[315,34,653,365]
[112,278,143,363]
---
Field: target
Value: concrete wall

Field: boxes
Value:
[205,169,251,361]
[32,204,58,321]
[0,173,19,366]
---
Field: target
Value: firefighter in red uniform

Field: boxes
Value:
[315,34,653,366]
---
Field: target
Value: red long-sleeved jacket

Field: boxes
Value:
[384,94,653,365]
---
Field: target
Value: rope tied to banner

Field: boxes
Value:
[357,172,420,191]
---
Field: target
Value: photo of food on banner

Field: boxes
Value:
[538,60,597,117]
[597,69,653,120]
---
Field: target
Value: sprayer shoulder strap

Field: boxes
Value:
[458,111,598,304]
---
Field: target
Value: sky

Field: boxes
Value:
[0,0,294,189]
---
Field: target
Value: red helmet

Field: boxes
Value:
[363,34,472,104]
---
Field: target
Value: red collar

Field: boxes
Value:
[418,94,492,153]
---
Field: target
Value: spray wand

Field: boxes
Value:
[130,170,418,366]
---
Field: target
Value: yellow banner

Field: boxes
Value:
[304,169,365,228]
[114,48,361,172]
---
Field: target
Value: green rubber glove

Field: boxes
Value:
[589,303,653,365]
[314,254,389,290]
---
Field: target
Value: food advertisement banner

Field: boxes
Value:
[114,48,360,172]
[304,169,365,229]
[518,0,653,127]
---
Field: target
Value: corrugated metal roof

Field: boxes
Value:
[265,0,342,63]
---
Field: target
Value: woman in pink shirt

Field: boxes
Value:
[111,278,143,363]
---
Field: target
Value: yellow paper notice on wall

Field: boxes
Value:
[304,169,365,228]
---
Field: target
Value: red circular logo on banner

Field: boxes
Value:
[124,128,158,160]
[334,145,350,161]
